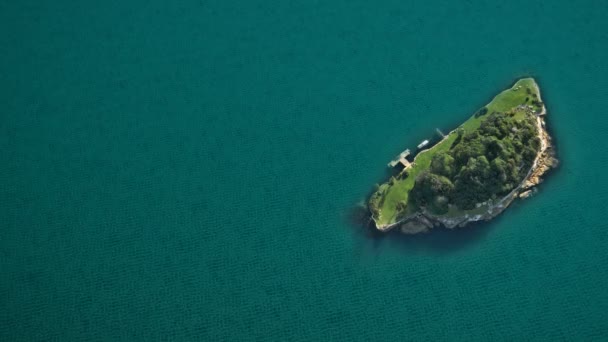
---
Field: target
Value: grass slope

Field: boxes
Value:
[371,78,540,227]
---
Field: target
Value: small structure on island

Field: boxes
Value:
[388,149,411,170]
[417,140,429,149]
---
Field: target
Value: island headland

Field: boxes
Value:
[367,78,558,234]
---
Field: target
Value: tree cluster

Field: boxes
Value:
[411,112,540,212]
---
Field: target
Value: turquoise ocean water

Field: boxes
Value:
[2,0,608,340]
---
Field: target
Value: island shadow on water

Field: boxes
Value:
[346,204,496,255]
[346,158,562,256]
[344,164,495,255]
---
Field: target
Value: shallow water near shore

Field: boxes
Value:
[2,0,608,340]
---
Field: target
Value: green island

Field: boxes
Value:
[368,78,558,234]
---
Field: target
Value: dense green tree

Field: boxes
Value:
[452,138,486,170]
[474,107,488,118]
[411,171,454,214]
[430,152,455,178]
[450,128,465,150]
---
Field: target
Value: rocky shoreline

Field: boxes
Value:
[374,84,558,234]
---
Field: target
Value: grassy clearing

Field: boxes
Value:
[371,78,539,227]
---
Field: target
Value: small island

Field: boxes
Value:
[368,78,558,234]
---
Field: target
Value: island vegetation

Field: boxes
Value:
[368,78,557,233]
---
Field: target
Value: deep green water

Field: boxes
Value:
[2,0,608,340]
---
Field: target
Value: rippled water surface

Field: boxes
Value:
[2,0,608,340]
